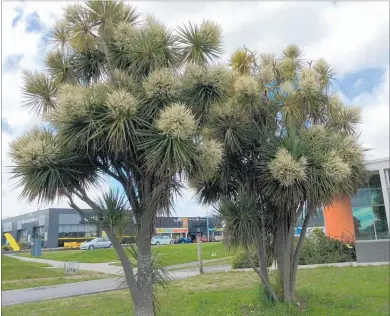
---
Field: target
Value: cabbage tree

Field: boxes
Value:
[10,2,226,315]
[191,45,367,303]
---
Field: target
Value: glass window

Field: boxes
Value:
[352,171,389,240]
[370,189,384,205]
[351,189,371,208]
[368,172,381,189]
[17,229,27,242]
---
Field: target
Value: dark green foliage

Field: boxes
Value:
[298,229,356,265]
[232,229,356,269]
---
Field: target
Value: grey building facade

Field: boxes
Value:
[1,208,98,248]
[2,208,223,248]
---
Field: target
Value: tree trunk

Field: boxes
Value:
[136,211,155,316]
[275,210,297,303]
[253,227,278,301]
[197,233,204,274]
[289,204,314,300]
[102,227,140,304]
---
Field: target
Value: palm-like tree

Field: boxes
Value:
[191,45,367,303]
[10,2,225,316]
[10,1,367,310]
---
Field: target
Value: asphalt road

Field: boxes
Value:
[2,265,230,306]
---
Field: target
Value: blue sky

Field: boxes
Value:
[1,1,389,218]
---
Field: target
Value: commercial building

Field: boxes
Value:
[324,157,389,262]
[1,207,223,248]
[1,208,99,248]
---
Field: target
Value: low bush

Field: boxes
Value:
[232,248,273,269]
[232,229,355,269]
[2,245,11,251]
[232,249,259,269]
[17,241,28,250]
[298,229,356,265]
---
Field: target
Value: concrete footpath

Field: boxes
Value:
[2,265,229,306]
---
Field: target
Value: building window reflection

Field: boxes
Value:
[351,172,389,240]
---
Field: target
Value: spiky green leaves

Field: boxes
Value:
[278,58,297,82]
[177,20,222,66]
[47,20,70,49]
[10,127,97,203]
[328,104,361,135]
[269,148,307,187]
[313,58,335,90]
[45,50,77,84]
[111,20,179,77]
[155,103,196,139]
[182,64,231,119]
[22,70,58,115]
[229,49,254,75]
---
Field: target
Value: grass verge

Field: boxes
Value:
[17,242,232,266]
[3,266,389,315]
[2,255,110,291]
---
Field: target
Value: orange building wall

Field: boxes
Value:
[323,197,355,242]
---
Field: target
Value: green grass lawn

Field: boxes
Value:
[3,266,389,315]
[18,242,232,266]
[1,255,111,291]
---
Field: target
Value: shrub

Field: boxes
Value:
[298,229,356,265]
[17,241,28,250]
[232,248,273,269]
[232,249,259,269]
[232,229,356,269]
[2,245,11,251]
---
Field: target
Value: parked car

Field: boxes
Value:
[151,236,174,245]
[178,237,192,244]
[80,237,112,250]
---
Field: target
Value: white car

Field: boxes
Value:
[80,237,112,250]
[151,236,174,245]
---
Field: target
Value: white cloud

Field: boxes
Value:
[1,1,389,217]
[353,66,389,160]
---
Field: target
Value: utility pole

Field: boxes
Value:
[197,230,204,274]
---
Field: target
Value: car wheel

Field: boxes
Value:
[89,245,94,250]
[109,244,113,248]
[156,241,160,245]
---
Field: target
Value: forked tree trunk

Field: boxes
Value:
[275,210,298,303]
[273,203,312,303]
[68,188,156,316]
